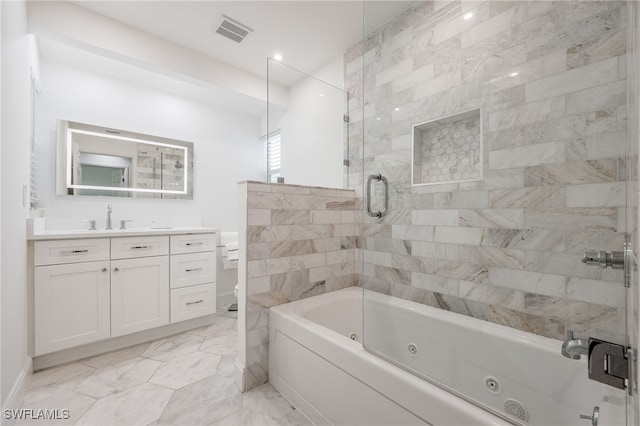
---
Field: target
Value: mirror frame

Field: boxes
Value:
[57,120,194,198]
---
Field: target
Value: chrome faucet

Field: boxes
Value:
[561,330,589,359]
[106,204,113,230]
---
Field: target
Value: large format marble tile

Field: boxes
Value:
[29,363,95,390]
[141,333,204,362]
[199,331,238,357]
[240,384,296,420]
[74,357,160,399]
[158,374,242,425]
[22,370,95,406]
[76,383,172,426]
[149,351,221,390]
[16,391,95,426]
[79,342,151,369]
[188,317,237,338]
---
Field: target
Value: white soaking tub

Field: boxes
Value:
[268,287,625,426]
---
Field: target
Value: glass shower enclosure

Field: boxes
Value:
[348,1,637,424]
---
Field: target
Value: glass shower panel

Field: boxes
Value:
[266,58,349,189]
[352,1,630,424]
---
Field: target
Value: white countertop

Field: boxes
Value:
[28,226,219,241]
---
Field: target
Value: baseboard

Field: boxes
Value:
[2,356,33,426]
[34,315,214,371]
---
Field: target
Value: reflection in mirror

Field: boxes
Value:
[57,121,193,199]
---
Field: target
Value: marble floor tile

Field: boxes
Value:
[188,317,237,338]
[158,375,242,425]
[29,363,95,390]
[74,357,161,399]
[149,351,221,390]
[20,320,299,426]
[79,342,151,369]
[141,333,204,362]
[15,391,95,426]
[75,383,172,426]
[199,331,237,357]
[241,383,296,420]
[22,370,95,406]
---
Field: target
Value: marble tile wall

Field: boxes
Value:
[240,181,359,390]
[345,0,628,343]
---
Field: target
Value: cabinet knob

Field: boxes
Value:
[114,267,120,272]
[101,268,107,272]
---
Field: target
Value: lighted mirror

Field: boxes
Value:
[57,120,193,199]
[412,109,482,186]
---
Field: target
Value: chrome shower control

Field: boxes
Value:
[580,406,599,426]
[582,251,624,270]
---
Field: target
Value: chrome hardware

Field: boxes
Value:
[588,339,629,390]
[582,250,624,269]
[561,330,589,360]
[343,115,350,123]
[62,249,89,255]
[366,173,389,219]
[185,242,203,246]
[131,246,149,250]
[82,219,97,231]
[277,177,285,183]
[113,267,119,272]
[101,268,107,272]
[106,204,113,230]
[343,159,350,166]
[185,268,202,272]
[579,406,599,426]
[120,220,133,230]
[186,299,204,306]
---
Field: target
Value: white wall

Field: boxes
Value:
[36,59,264,232]
[278,55,345,189]
[1,0,31,410]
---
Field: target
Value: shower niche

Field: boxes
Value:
[412,109,482,186]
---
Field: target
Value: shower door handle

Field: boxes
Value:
[366,173,389,219]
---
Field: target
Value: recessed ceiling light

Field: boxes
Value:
[319,93,325,97]
[394,107,400,111]
[376,117,381,121]
[463,12,474,20]
[509,72,519,77]
[273,53,283,61]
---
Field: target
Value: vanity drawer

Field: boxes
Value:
[170,252,216,289]
[111,236,169,259]
[34,239,110,266]
[170,282,216,323]
[170,233,217,254]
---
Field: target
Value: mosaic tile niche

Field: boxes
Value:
[413,109,482,185]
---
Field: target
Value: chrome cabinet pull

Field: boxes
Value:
[366,173,389,219]
[62,249,89,255]
[186,242,203,246]
[186,299,204,306]
[130,246,150,250]
[185,268,203,273]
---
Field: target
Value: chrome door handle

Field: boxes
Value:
[366,173,389,219]
[186,300,204,306]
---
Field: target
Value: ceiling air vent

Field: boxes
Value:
[215,15,253,43]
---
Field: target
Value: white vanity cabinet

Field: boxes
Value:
[33,230,217,356]
[34,239,111,356]
[169,234,216,323]
[110,236,170,337]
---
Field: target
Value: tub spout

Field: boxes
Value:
[561,330,589,360]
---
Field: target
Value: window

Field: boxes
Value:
[266,131,281,183]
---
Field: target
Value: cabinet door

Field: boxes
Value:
[111,256,169,337]
[35,261,110,355]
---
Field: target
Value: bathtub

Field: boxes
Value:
[269,287,625,426]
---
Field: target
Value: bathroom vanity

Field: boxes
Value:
[28,227,217,359]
